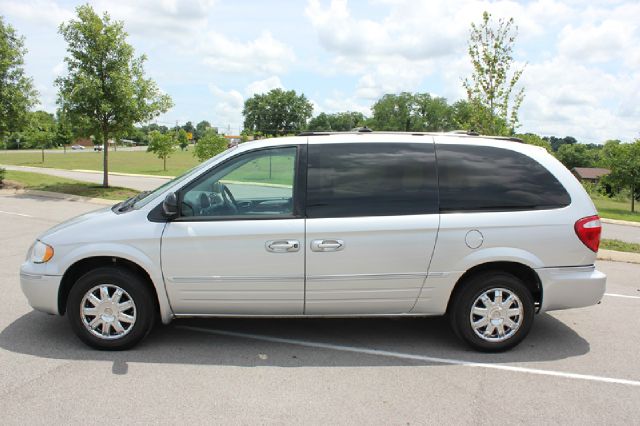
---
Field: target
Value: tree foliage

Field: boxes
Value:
[369,93,469,132]
[555,143,599,169]
[195,120,212,140]
[307,111,366,131]
[55,5,173,186]
[147,130,176,171]
[516,133,552,153]
[193,130,228,162]
[0,16,38,139]
[600,140,640,212]
[243,89,313,136]
[24,111,56,161]
[463,11,525,135]
[176,128,189,151]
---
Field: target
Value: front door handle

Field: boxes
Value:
[310,239,344,252]
[266,240,300,253]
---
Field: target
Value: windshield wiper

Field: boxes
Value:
[117,191,150,212]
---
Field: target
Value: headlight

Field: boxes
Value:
[31,240,54,264]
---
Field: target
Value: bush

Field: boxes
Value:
[0,167,5,186]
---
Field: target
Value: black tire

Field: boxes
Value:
[67,266,156,350]
[449,271,535,352]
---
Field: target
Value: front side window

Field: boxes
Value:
[306,143,438,218]
[436,144,571,212]
[180,146,297,218]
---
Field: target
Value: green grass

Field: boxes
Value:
[601,239,640,254]
[3,170,139,201]
[0,149,200,177]
[591,193,640,222]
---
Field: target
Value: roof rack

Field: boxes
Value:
[295,130,523,143]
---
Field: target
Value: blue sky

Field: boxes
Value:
[1,0,639,143]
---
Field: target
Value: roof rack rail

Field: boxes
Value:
[447,129,480,136]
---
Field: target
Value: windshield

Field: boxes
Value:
[130,148,236,210]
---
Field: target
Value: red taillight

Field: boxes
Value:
[574,215,601,252]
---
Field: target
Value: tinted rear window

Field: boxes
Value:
[307,143,438,218]
[436,144,571,212]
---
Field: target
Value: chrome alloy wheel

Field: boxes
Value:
[80,284,137,340]
[469,288,524,342]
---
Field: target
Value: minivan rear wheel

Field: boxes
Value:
[67,266,156,350]
[449,271,534,352]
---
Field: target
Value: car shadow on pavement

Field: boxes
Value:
[0,311,589,370]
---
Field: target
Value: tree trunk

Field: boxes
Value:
[632,184,635,213]
[41,148,44,163]
[163,156,167,171]
[102,130,109,188]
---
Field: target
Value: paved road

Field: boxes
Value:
[602,222,640,244]
[0,164,170,192]
[0,194,639,424]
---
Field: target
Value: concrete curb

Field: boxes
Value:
[0,188,116,205]
[72,169,174,179]
[597,249,640,264]
[601,218,640,228]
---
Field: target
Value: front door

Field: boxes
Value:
[304,140,440,315]
[161,145,305,315]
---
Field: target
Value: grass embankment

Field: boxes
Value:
[600,239,640,254]
[591,194,640,223]
[3,170,139,201]
[0,149,200,176]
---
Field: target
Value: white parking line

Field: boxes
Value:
[179,326,640,387]
[0,210,32,218]
[605,293,640,300]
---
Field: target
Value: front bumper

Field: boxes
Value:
[20,263,62,315]
[537,265,606,312]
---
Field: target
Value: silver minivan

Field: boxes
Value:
[20,131,606,351]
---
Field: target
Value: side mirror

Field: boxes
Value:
[162,192,179,218]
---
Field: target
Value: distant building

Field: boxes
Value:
[571,167,610,183]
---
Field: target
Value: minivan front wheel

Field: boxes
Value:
[67,266,156,350]
[450,272,534,352]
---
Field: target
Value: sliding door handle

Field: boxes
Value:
[266,240,300,253]
[311,239,344,252]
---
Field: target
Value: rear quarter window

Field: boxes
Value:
[436,144,571,212]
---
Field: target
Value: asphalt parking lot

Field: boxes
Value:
[1,193,639,424]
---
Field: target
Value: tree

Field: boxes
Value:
[0,17,38,141]
[600,140,640,212]
[516,133,552,153]
[193,130,227,162]
[307,111,366,131]
[370,93,416,131]
[176,128,189,151]
[54,109,74,148]
[55,5,173,187]
[147,130,176,171]
[243,88,313,136]
[195,120,212,140]
[23,111,56,162]
[555,143,598,169]
[543,135,577,152]
[369,93,457,132]
[463,11,525,135]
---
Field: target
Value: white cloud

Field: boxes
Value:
[0,0,73,27]
[558,20,636,64]
[200,31,295,74]
[93,0,216,43]
[244,76,283,97]
[208,84,244,127]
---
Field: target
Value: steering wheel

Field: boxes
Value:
[221,184,239,214]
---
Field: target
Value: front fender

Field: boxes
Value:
[54,243,174,324]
